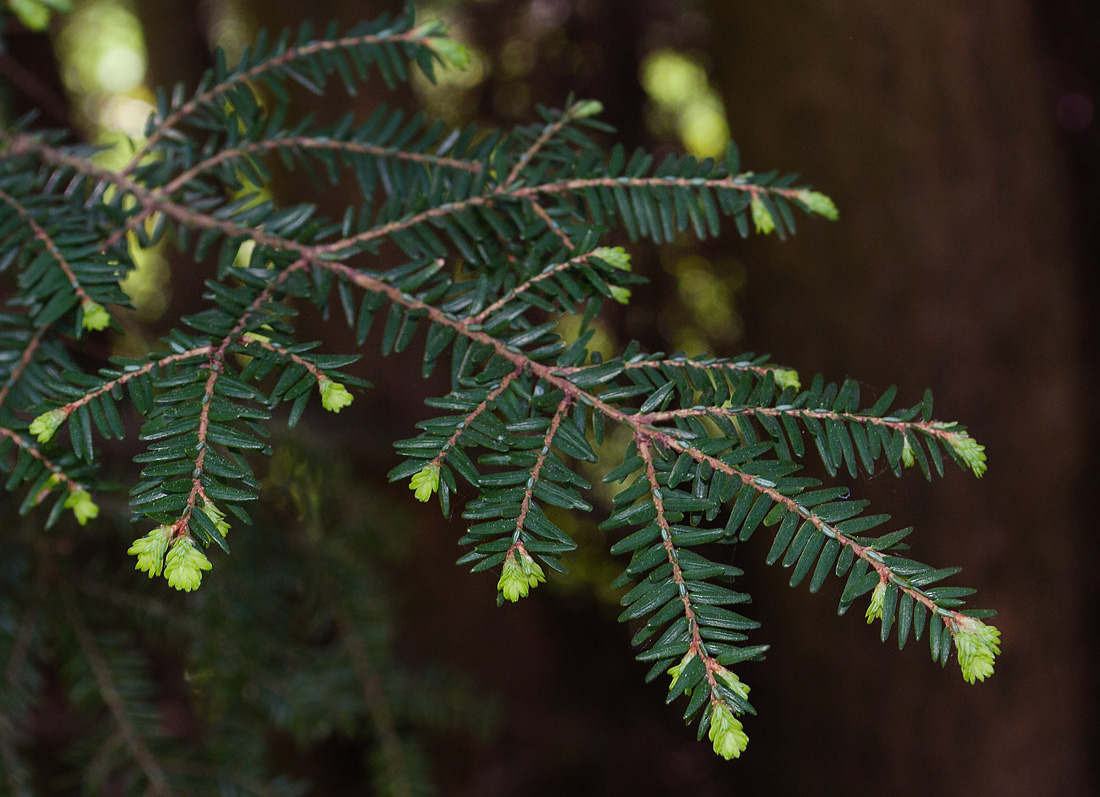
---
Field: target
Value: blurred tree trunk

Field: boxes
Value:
[707,2,1088,794]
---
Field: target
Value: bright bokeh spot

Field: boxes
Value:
[641,50,730,159]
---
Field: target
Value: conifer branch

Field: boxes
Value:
[333,602,414,797]
[509,398,571,549]
[123,22,429,176]
[62,590,175,796]
[430,368,521,471]
[471,250,596,324]
[0,427,83,493]
[0,328,44,409]
[0,186,97,306]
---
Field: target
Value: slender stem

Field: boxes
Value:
[0,186,95,305]
[430,368,521,470]
[503,105,580,190]
[636,437,723,696]
[526,197,574,250]
[634,404,955,441]
[61,346,214,416]
[122,27,431,176]
[0,427,82,493]
[471,250,594,325]
[510,398,571,546]
[0,329,44,409]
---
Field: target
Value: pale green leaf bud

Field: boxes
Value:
[498,549,545,602]
[942,428,987,478]
[795,190,839,221]
[591,246,631,271]
[63,488,99,526]
[667,652,695,692]
[202,501,230,537]
[127,525,172,578]
[609,285,632,305]
[318,377,354,413]
[409,463,440,502]
[900,435,915,468]
[953,615,1001,684]
[81,300,111,331]
[28,408,68,443]
[427,36,471,69]
[163,535,212,592]
[708,702,749,760]
[772,368,801,391]
[714,665,751,703]
[572,100,604,118]
[751,196,775,235]
[865,579,887,624]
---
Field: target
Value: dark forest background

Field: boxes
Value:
[2,0,1097,794]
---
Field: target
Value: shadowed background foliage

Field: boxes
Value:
[2,0,1096,794]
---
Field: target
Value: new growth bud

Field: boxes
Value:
[667,652,695,692]
[163,535,212,592]
[28,408,68,444]
[772,368,801,392]
[409,463,440,502]
[900,435,915,468]
[426,35,471,69]
[128,525,172,578]
[202,501,231,537]
[318,377,354,413]
[571,99,604,118]
[591,246,631,271]
[865,579,887,624]
[953,615,1001,684]
[608,286,632,305]
[81,300,111,331]
[939,427,988,478]
[750,196,775,235]
[708,701,749,760]
[794,190,839,221]
[63,488,99,526]
[497,548,546,602]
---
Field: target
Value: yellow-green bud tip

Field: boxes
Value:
[127,525,172,579]
[28,408,68,444]
[427,36,471,69]
[81,300,111,331]
[572,100,604,118]
[591,246,631,271]
[708,702,749,760]
[63,488,99,526]
[954,616,1001,684]
[163,535,212,592]
[609,285,632,305]
[900,435,915,468]
[202,501,230,537]
[944,429,987,478]
[715,666,751,703]
[772,368,801,392]
[750,195,775,235]
[497,549,546,602]
[409,463,440,503]
[795,189,839,221]
[667,652,695,692]
[865,580,887,624]
[319,378,354,413]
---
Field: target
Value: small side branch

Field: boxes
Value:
[62,590,175,797]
